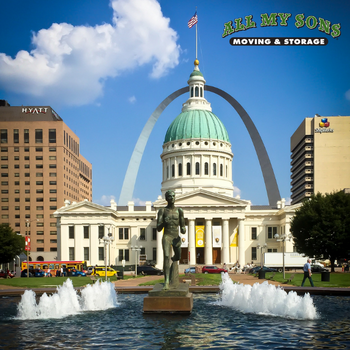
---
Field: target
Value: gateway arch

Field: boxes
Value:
[118,86,281,207]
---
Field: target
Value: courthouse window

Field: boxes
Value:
[251,227,257,240]
[268,227,278,239]
[140,228,146,240]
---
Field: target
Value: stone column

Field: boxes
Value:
[188,219,196,266]
[222,219,230,264]
[238,219,245,266]
[205,219,212,264]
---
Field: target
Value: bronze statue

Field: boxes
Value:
[157,190,186,290]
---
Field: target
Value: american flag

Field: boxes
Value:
[188,12,198,28]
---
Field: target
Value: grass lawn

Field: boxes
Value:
[265,272,350,288]
[139,273,222,286]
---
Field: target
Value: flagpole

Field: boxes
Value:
[195,8,198,59]
[196,21,198,60]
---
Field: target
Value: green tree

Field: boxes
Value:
[291,191,350,272]
[0,224,25,264]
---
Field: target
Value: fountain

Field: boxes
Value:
[1,277,350,349]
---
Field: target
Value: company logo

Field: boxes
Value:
[222,13,341,46]
[319,118,330,127]
[315,117,334,134]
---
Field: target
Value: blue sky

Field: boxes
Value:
[0,0,349,206]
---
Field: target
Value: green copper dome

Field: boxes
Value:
[164,110,230,143]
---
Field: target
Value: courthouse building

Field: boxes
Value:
[290,115,350,204]
[0,100,92,261]
[55,61,299,270]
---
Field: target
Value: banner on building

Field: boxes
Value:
[230,228,238,247]
[212,226,222,248]
[25,236,31,251]
[180,226,188,247]
[196,226,205,247]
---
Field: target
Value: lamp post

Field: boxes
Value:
[131,246,142,277]
[99,227,114,282]
[257,243,268,268]
[274,233,292,279]
[25,219,38,278]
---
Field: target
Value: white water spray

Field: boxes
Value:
[16,279,119,320]
[217,273,318,319]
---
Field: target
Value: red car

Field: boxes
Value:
[202,266,228,274]
[0,270,14,278]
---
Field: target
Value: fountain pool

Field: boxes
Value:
[0,277,350,349]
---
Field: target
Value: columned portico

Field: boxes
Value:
[238,218,245,266]
[222,219,230,264]
[188,219,196,265]
[205,219,212,264]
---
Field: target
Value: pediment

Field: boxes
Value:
[154,189,249,209]
[56,200,113,214]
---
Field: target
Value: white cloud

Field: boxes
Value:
[128,95,136,103]
[95,194,116,206]
[345,89,350,101]
[132,197,147,206]
[233,186,241,199]
[0,0,180,106]
[285,197,292,205]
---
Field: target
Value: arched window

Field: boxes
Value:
[205,162,209,175]
[195,86,199,97]
[213,163,217,176]
[195,162,200,175]
[200,87,203,97]
[166,166,169,179]
[220,164,223,176]
[187,162,191,175]
[37,256,44,261]
[178,163,182,176]
[172,164,175,177]
[191,87,194,97]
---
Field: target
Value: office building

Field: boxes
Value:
[290,115,350,204]
[0,100,92,261]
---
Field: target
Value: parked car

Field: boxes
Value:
[69,268,86,277]
[184,267,196,274]
[0,270,14,278]
[311,265,329,273]
[21,268,45,277]
[94,266,117,277]
[249,266,277,274]
[137,266,163,275]
[202,266,228,274]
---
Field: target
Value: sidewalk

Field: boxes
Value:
[112,272,283,288]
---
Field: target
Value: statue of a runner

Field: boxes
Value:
[157,190,186,290]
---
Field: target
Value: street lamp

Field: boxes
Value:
[99,227,115,281]
[25,219,39,278]
[131,245,142,277]
[274,233,293,279]
[257,243,268,268]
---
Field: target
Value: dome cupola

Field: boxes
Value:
[160,60,234,197]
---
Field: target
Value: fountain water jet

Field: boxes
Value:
[217,273,318,319]
[16,278,119,320]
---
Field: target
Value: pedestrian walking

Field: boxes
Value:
[301,258,314,287]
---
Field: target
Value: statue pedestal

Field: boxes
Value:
[143,283,193,314]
